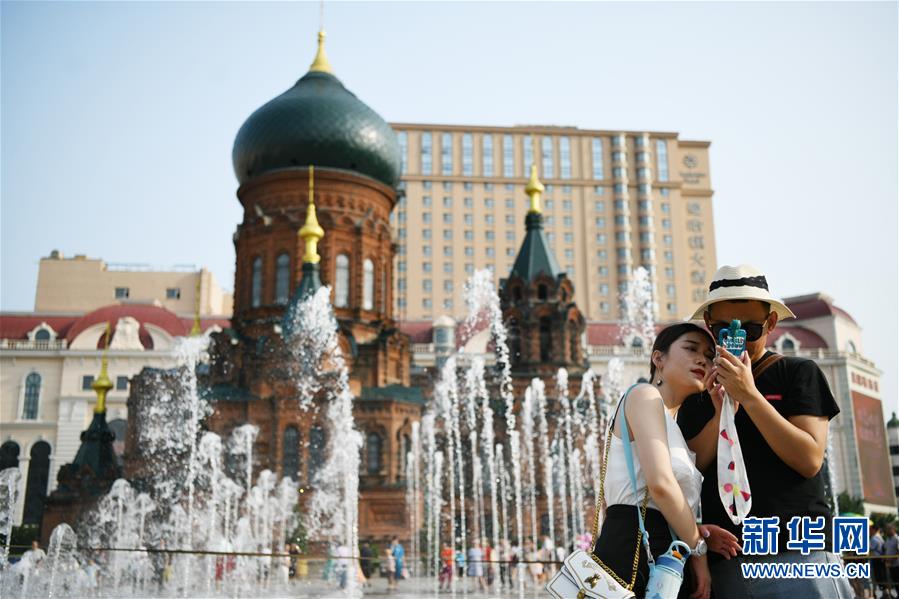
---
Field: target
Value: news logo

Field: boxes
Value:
[740,516,870,579]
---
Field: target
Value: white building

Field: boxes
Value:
[0,303,227,526]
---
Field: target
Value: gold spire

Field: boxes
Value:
[190,275,202,336]
[525,164,545,214]
[309,30,333,74]
[92,323,113,414]
[299,165,325,263]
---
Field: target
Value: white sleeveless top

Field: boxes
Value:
[604,404,703,514]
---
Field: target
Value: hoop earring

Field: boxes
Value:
[655,378,663,387]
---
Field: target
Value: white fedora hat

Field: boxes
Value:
[689,264,796,321]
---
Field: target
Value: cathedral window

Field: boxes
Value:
[363,259,374,310]
[275,253,290,305]
[282,426,300,481]
[309,425,326,482]
[335,254,350,308]
[539,317,552,361]
[251,256,263,307]
[366,432,382,475]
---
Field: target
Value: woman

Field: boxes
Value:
[593,323,740,599]
[467,539,487,591]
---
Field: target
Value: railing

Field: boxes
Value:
[586,346,648,357]
[1,339,67,351]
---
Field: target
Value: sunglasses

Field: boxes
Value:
[709,319,769,343]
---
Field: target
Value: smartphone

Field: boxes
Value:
[718,319,747,356]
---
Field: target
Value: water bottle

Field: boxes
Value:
[645,541,691,599]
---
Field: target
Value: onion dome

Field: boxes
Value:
[232,31,401,188]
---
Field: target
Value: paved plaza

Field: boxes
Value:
[283,576,547,598]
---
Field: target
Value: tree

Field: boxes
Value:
[837,492,865,515]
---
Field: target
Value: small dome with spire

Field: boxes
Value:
[232,31,401,188]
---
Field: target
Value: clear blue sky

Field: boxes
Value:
[2,1,896,420]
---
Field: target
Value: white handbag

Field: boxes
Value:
[546,384,649,599]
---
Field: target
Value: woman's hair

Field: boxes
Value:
[649,322,715,381]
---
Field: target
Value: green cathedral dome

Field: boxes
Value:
[232,34,401,188]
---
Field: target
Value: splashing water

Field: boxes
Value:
[283,285,362,597]
[619,266,657,349]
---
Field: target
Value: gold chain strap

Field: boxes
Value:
[588,402,649,591]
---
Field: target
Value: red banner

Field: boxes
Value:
[851,391,896,507]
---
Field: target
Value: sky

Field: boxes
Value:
[2,1,896,420]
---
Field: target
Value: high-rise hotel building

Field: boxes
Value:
[389,124,717,322]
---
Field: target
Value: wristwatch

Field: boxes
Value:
[692,538,708,556]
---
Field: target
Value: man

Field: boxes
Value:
[677,264,852,598]
[870,524,890,599]
[884,525,899,599]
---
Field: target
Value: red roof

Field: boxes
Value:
[1,304,232,348]
[587,322,624,345]
[399,321,433,343]
[766,326,828,350]
[0,314,78,340]
[785,295,858,326]
[67,304,188,349]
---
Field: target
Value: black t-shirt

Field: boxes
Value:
[677,352,840,561]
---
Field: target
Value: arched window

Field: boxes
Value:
[22,373,41,420]
[34,329,51,342]
[23,441,50,525]
[366,432,382,475]
[362,259,374,310]
[251,257,263,308]
[539,316,552,361]
[0,441,20,471]
[397,433,412,480]
[538,284,548,301]
[847,341,857,354]
[781,338,795,351]
[632,337,644,348]
[308,425,326,481]
[275,253,291,305]
[335,254,350,308]
[282,426,300,481]
[569,323,579,362]
[508,317,521,361]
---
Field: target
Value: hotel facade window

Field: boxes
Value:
[421,132,432,174]
[523,136,533,176]
[275,253,290,304]
[542,137,554,178]
[335,254,350,307]
[251,257,263,307]
[656,139,669,182]
[462,133,473,176]
[482,134,494,176]
[398,131,408,174]
[560,137,571,179]
[592,138,604,179]
[441,133,453,175]
[503,134,514,177]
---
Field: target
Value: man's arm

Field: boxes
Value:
[715,351,828,478]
